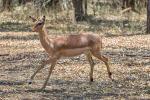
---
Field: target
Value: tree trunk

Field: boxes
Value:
[18,0,27,5]
[83,0,87,16]
[147,0,150,33]
[122,0,140,14]
[18,0,32,5]
[2,0,12,11]
[122,0,135,9]
[72,0,87,21]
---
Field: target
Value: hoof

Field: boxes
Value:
[109,72,112,78]
[90,78,93,82]
[27,80,32,84]
[109,72,112,76]
[28,82,32,84]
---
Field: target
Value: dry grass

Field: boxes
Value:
[0,32,150,100]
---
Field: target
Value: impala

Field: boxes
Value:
[28,16,112,90]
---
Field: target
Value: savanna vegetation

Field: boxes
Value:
[0,0,149,99]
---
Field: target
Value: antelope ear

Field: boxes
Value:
[29,16,37,22]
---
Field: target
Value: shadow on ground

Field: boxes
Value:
[0,34,39,40]
[0,77,149,99]
[0,21,31,32]
[0,80,25,86]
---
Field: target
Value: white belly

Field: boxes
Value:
[60,47,90,57]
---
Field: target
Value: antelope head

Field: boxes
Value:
[29,16,45,32]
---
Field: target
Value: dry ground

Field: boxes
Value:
[0,32,150,100]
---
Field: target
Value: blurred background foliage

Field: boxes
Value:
[0,0,148,35]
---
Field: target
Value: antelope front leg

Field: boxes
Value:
[28,59,51,84]
[40,60,57,90]
[86,53,95,82]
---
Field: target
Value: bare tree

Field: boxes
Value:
[121,0,146,14]
[72,0,87,21]
[18,0,32,5]
[2,0,12,11]
[147,0,150,33]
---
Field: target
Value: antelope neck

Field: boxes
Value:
[38,28,53,53]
